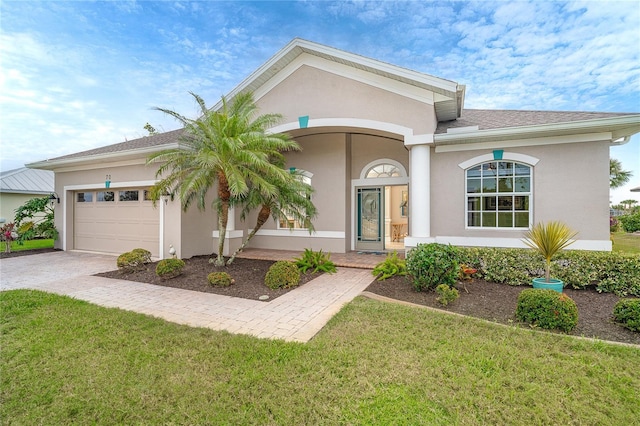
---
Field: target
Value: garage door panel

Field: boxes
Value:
[74,189,159,257]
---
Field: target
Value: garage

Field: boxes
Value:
[74,188,160,257]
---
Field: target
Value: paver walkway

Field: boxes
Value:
[1,251,375,342]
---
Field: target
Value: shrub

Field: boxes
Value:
[456,247,640,297]
[372,251,407,281]
[294,248,337,274]
[156,258,185,279]
[515,289,579,332]
[612,298,640,332]
[207,272,234,287]
[435,284,459,306]
[609,216,619,233]
[117,249,151,272]
[619,213,640,233]
[406,243,460,292]
[265,261,301,289]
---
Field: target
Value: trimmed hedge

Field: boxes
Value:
[457,247,640,297]
[406,243,460,292]
[156,258,185,279]
[265,261,301,289]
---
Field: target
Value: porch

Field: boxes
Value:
[236,247,404,269]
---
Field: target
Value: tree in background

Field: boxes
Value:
[147,92,300,266]
[610,158,633,189]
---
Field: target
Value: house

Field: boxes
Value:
[27,39,640,259]
[0,167,54,224]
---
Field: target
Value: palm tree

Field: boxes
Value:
[147,91,300,266]
[227,168,317,264]
[610,158,633,189]
[620,199,638,211]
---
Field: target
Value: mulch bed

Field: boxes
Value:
[96,256,322,302]
[0,248,59,259]
[5,249,638,345]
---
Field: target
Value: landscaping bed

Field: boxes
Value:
[93,254,640,346]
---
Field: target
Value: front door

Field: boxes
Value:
[356,187,383,251]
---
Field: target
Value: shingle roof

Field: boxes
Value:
[435,109,637,134]
[48,128,184,161]
[0,167,54,194]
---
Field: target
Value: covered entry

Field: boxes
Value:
[354,160,409,251]
[73,188,159,256]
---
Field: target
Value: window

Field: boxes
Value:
[77,192,93,202]
[466,161,531,228]
[366,164,400,178]
[119,190,139,201]
[97,191,115,202]
[278,172,312,229]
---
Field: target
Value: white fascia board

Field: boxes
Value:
[434,132,612,153]
[215,38,459,110]
[26,143,180,171]
[435,115,640,147]
[254,53,437,106]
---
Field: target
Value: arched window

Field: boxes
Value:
[466,161,532,228]
[366,163,401,178]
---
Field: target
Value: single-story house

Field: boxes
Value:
[0,167,54,224]
[28,39,640,259]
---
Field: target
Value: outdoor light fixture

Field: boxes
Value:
[49,193,60,204]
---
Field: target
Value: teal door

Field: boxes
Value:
[356,187,383,251]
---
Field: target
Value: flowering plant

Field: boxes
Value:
[0,223,19,253]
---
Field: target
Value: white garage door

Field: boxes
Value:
[74,188,160,257]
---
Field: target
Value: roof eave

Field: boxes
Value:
[26,143,181,171]
[434,115,640,145]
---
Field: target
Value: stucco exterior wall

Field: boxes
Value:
[350,134,408,177]
[430,141,610,242]
[256,65,437,135]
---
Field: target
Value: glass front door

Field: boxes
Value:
[356,187,383,251]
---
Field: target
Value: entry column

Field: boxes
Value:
[404,135,434,247]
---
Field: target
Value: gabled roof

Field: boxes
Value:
[0,167,54,194]
[214,38,464,122]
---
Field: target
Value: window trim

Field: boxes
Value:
[464,160,534,230]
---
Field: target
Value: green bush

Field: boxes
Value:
[456,247,640,297]
[155,258,185,279]
[435,284,459,306]
[372,251,407,281]
[294,248,337,274]
[265,261,301,289]
[612,298,640,332]
[406,243,460,292]
[207,272,234,287]
[515,289,579,332]
[117,249,152,272]
[619,213,640,233]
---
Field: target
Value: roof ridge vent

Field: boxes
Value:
[447,125,479,134]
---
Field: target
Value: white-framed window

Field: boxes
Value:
[466,161,531,229]
[278,170,313,229]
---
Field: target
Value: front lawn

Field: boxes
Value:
[612,231,640,254]
[0,238,54,252]
[2,290,638,425]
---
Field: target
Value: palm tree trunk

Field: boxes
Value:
[214,172,231,267]
[227,204,271,265]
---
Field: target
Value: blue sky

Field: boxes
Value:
[1,0,638,203]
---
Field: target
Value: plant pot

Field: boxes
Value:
[532,277,564,293]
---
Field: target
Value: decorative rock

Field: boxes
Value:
[258,295,270,301]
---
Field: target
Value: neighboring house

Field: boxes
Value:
[28,39,640,259]
[0,167,54,224]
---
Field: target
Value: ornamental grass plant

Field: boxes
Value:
[522,221,578,283]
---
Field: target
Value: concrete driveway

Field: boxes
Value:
[0,251,374,342]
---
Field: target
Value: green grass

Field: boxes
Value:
[612,231,640,254]
[2,290,639,425]
[0,238,54,252]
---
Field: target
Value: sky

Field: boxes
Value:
[1,0,639,204]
